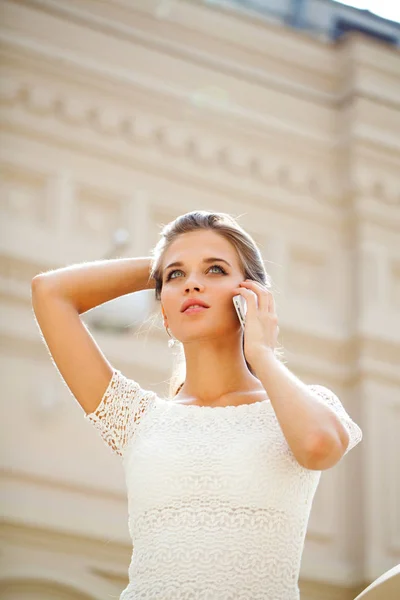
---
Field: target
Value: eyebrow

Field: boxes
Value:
[164,257,232,272]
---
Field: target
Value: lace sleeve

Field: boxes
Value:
[308,384,363,455]
[84,368,155,457]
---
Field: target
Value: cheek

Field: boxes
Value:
[161,288,177,315]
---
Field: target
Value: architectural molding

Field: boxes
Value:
[10,0,338,105]
[0,36,336,146]
[0,464,131,544]
[7,0,400,109]
[1,71,400,219]
[4,0,339,93]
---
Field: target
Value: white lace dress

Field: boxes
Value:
[85,369,362,600]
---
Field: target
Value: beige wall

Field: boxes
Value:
[1,1,399,598]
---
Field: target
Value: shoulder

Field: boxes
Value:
[85,369,157,456]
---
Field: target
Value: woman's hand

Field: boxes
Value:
[233,279,279,365]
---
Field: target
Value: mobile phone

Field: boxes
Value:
[233,294,247,329]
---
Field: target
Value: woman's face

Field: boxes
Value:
[160,230,245,342]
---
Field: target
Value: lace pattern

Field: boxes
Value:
[120,398,317,600]
[308,384,363,454]
[124,501,305,600]
[84,376,363,599]
[84,369,155,457]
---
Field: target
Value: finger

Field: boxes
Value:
[236,287,258,310]
[240,280,271,312]
[269,292,276,314]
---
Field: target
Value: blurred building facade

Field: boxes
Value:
[1,0,399,598]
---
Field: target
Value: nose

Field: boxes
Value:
[185,284,202,293]
[184,279,204,293]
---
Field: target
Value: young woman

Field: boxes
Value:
[32,210,362,600]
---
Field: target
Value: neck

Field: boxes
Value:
[175,332,263,403]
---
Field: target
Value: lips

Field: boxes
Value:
[181,299,210,312]
[184,306,208,313]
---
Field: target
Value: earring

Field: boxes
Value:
[166,326,179,348]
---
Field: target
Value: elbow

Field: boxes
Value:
[302,430,349,471]
[31,275,42,291]
[32,274,50,292]
[32,274,59,297]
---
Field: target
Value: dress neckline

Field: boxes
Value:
[156,395,271,411]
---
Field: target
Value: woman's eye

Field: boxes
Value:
[166,264,226,281]
[167,269,183,280]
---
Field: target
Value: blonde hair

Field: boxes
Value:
[149,211,285,398]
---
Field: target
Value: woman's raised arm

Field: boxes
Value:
[31,257,155,415]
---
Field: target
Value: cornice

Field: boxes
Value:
[0,34,398,221]
[0,32,335,148]
[99,0,400,81]
[0,465,132,552]
[1,75,393,223]
[11,0,399,109]
[0,517,127,595]
[0,0,340,149]
[0,521,129,560]
[348,34,400,81]
[10,0,337,106]
[353,137,400,171]
[0,40,398,221]
[12,0,338,97]
[0,75,350,228]
[2,76,399,224]
[0,466,126,507]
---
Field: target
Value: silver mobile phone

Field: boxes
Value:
[233,294,247,329]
